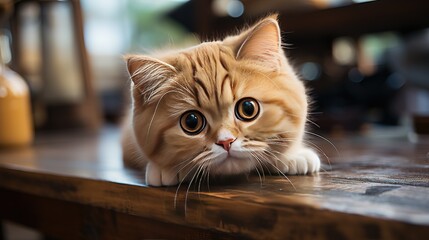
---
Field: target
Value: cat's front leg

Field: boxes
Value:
[145,162,179,186]
[276,147,320,175]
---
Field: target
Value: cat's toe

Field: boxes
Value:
[145,162,162,186]
[161,169,179,186]
[280,148,320,175]
[145,162,179,186]
[295,155,309,174]
[300,148,320,173]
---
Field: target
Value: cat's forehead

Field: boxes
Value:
[177,42,232,68]
[169,41,287,122]
[183,41,225,55]
[171,42,237,118]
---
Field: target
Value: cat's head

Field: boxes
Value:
[126,15,308,175]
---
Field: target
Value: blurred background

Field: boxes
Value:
[1,0,429,238]
[1,0,429,139]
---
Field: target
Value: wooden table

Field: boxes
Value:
[0,126,428,239]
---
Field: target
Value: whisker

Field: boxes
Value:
[302,139,332,170]
[176,151,224,209]
[255,150,298,190]
[306,119,320,128]
[173,150,211,173]
[250,151,272,176]
[174,162,200,209]
[319,165,330,173]
[206,161,211,192]
[304,131,339,156]
[249,152,265,187]
[286,112,321,129]
[184,164,204,212]
[261,154,297,191]
[174,158,198,178]
[145,90,179,145]
[267,129,334,171]
[174,151,209,208]
[197,162,207,199]
[185,165,201,213]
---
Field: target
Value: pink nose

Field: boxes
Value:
[216,138,236,152]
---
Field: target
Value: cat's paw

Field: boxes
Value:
[278,147,320,175]
[145,162,179,187]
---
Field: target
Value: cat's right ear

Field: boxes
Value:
[125,55,177,102]
[224,14,282,70]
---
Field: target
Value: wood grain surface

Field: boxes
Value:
[0,126,428,239]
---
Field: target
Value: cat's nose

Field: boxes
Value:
[216,138,236,152]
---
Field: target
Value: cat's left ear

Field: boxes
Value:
[230,15,282,70]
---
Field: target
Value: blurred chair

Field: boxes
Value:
[9,0,101,131]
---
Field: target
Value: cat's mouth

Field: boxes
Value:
[214,149,250,162]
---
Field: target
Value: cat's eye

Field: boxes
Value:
[180,110,206,135]
[235,98,260,121]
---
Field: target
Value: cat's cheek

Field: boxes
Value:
[163,129,206,161]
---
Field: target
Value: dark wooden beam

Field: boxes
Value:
[198,0,429,42]
[280,0,429,41]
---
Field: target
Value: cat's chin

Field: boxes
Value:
[209,154,255,175]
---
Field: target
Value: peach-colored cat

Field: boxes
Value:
[122,15,320,186]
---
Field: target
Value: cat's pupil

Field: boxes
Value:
[242,101,254,116]
[180,110,205,135]
[235,97,260,121]
[186,114,199,129]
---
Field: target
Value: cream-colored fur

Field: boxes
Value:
[122,15,320,186]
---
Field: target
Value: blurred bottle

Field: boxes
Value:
[0,1,33,147]
[0,65,33,147]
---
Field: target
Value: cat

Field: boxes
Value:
[121,14,320,187]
